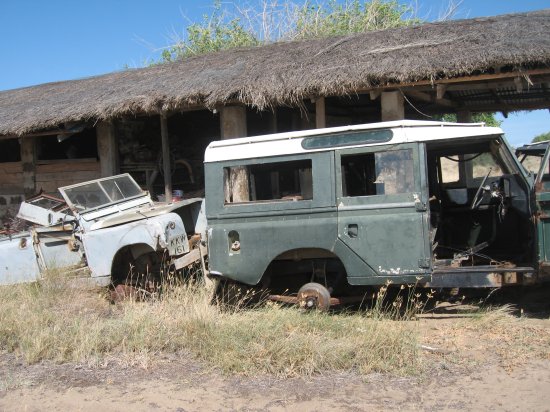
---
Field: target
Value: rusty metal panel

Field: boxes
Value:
[428,272,502,288]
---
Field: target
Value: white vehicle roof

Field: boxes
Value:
[204,120,503,163]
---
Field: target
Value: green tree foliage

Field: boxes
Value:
[293,0,418,39]
[532,131,550,143]
[162,1,259,61]
[161,0,420,61]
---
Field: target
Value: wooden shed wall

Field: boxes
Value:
[35,160,100,193]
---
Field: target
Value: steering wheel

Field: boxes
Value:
[471,168,492,210]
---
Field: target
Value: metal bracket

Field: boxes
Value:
[415,201,427,212]
[413,193,427,212]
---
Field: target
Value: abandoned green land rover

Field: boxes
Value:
[204,120,550,308]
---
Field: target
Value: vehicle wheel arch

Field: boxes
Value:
[110,243,158,285]
[258,247,348,290]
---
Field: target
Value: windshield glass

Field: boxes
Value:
[60,175,144,211]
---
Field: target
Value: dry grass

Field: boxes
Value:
[2,273,548,378]
[419,303,550,372]
[0,276,423,377]
[459,305,550,367]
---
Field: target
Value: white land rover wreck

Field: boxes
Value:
[0,174,207,291]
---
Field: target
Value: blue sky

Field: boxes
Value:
[0,0,549,145]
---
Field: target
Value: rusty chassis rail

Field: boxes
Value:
[267,294,372,307]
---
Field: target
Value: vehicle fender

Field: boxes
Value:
[81,212,186,281]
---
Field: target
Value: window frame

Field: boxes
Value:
[336,143,422,206]
[205,152,336,217]
[223,158,313,205]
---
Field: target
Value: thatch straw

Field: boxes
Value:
[1,9,549,136]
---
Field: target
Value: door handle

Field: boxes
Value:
[347,224,358,238]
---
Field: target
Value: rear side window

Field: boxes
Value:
[224,159,312,204]
[341,149,414,196]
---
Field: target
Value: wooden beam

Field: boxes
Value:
[315,97,326,128]
[0,129,82,141]
[369,90,381,100]
[436,84,448,100]
[96,121,119,177]
[160,112,172,203]
[405,90,455,108]
[396,77,550,94]
[458,101,550,112]
[20,137,36,197]
[489,89,510,114]
[357,68,550,93]
[381,91,404,121]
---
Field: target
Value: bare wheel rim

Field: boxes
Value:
[297,282,331,310]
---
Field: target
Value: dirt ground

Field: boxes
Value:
[1,303,549,412]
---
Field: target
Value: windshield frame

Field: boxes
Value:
[59,174,147,214]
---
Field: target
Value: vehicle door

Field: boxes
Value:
[16,194,83,274]
[533,145,550,270]
[336,142,431,281]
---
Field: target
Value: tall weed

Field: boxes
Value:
[0,276,421,376]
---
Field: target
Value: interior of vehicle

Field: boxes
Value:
[425,136,534,269]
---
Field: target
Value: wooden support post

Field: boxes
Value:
[269,109,278,133]
[220,105,247,139]
[457,111,472,123]
[160,112,172,203]
[315,97,326,129]
[381,91,405,121]
[300,114,311,130]
[20,137,36,197]
[436,84,448,100]
[220,106,249,203]
[96,121,119,177]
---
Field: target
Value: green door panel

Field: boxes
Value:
[336,143,431,279]
[206,151,338,286]
[208,208,338,285]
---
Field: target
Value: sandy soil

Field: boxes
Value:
[1,308,549,412]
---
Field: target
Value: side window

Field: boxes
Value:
[438,152,503,186]
[471,152,503,178]
[439,156,460,184]
[223,159,312,204]
[342,149,414,197]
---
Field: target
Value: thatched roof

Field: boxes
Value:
[1,9,550,136]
